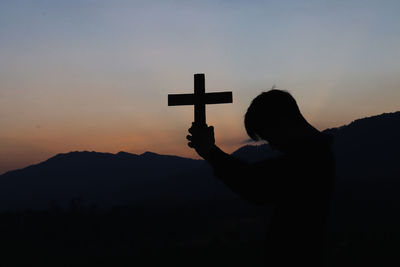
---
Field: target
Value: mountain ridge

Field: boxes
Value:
[0,110,399,211]
[3,110,399,177]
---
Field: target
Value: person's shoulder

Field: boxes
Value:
[303,132,334,153]
[251,154,288,170]
[308,131,333,145]
[318,131,334,144]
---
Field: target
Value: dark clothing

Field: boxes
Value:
[207,133,335,266]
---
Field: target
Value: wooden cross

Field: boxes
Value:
[168,74,233,127]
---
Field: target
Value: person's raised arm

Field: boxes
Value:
[186,124,278,204]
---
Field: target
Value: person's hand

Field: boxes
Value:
[186,123,215,159]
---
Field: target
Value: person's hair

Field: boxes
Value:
[244,89,304,141]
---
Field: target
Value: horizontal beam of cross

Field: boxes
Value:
[168,92,233,106]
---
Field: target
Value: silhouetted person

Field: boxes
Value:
[187,90,335,267]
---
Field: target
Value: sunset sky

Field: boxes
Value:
[1,0,400,174]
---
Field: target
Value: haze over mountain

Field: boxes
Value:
[0,111,399,214]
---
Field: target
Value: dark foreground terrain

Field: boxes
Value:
[0,201,267,267]
[1,200,399,267]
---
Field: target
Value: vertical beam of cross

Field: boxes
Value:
[168,74,233,127]
[194,74,206,127]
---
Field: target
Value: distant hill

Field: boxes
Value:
[0,111,399,214]
[0,151,216,210]
[325,111,400,181]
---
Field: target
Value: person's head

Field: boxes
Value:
[245,89,312,150]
